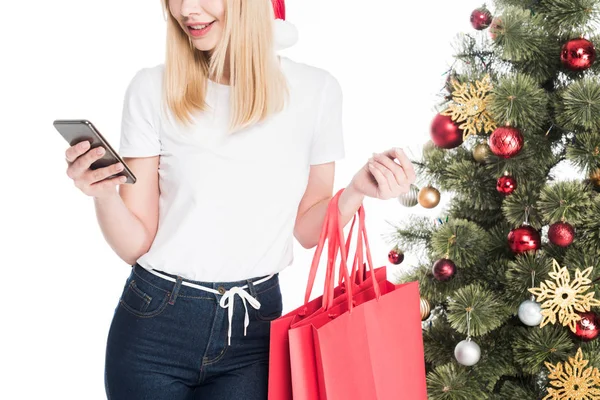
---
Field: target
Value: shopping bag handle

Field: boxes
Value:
[304,189,353,311]
[356,205,382,299]
[336,202,382,300]
[340,207,364,287]
[323,190,354,311]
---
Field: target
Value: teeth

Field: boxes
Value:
[191,23,210,29]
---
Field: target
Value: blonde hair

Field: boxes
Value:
[161,0,289,133]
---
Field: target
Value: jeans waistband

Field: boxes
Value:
[132,263,279,345]
[132,263,279,296]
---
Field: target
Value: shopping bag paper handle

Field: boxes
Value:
[304,189,353,309]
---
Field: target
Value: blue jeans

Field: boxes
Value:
[104,263,283,400]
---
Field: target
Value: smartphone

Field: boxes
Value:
[53,119,136,184]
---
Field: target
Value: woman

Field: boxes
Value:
[64,0,415,398]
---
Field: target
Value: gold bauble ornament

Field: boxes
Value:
[397,184,420,207]
[418,186,441,209]
[420,298,431,320]
[589,168,600,188]
[473,143,491,163]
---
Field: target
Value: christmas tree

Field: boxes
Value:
[387,1,600,399]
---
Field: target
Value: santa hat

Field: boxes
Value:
[272,0,298,51]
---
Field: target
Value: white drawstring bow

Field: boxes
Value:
[219,287,262,346]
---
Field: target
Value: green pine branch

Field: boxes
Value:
[430,220,491,269]
[488,73,550,131]
[581,338,600,369]
[472,325,520,390]
[537,180,594,223]
[401,263,470,306]
[576,194,600,249]
[447,284,511,336]
[537,0,600,36]
[441,160,501,210]
[490,6,549,62]
[486,222,516,260]
[512,325,573,373]
[496,379,540,399]
[383,215,435,255]
[448,196,504,229]
[424,316,464,367]
[501,182,544,228]
[504,253,554,309]
[554,76,600,132]
[567,130,600,172]
[427,363,489,400]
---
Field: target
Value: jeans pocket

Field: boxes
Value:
[119,274,171,318]
[254,282,283,322]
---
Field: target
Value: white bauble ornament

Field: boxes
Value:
[518,299,543,327]
[454,339,481,366]
[397,184,419,207]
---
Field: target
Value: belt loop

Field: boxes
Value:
[246,279,257,297]
[168,276,183,305]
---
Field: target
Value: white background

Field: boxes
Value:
[3,0,497,398]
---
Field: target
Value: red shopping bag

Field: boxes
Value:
[288,191,427,400]
[288,234,391,398]
[268,189,360,400]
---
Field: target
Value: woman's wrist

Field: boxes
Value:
[337,183,365,225]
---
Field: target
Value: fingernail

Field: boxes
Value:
[97,147,104,155]
[120,176,127,183]
[79,141,89,149]
[116,163,124,171]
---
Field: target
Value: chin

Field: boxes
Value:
[192,39,219,53]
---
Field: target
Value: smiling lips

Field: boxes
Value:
[187,21,215,37]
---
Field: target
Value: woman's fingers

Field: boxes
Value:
[391,147,416,183]
[372,152,407,187]
[368,159,392,198]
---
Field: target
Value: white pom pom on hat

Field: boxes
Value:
[272,0,298,51]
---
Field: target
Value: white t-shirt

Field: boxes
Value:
[118,56,345,282]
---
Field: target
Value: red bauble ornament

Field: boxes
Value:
[489,126,524,158]
[430,114,464,149]
[388,249,404,265]
[508,225,541,254]
[573,312,600,341]
[470,7,492,30]
[432,258,457,281]
[548,221,575,247]
[561,38,596,71]
[497,174,517,196]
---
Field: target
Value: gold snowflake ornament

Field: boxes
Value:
[543,348,600,400]
[529,259,600,333]
[440,74,497,140]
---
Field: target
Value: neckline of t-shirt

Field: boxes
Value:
[206,55,288,92]
[207,79,231,92]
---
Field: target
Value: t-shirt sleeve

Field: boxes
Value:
[309,72,345,165]
[118,68,161,157]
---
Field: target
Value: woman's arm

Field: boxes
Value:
[94,156,160,265]
[293,162,364,249]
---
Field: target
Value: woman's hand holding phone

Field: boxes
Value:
[65,140,127,199]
